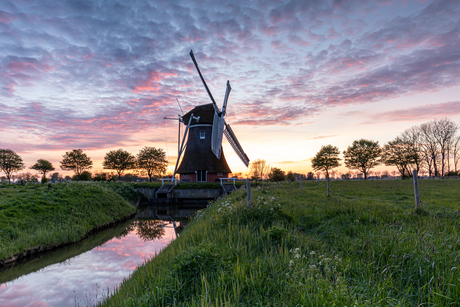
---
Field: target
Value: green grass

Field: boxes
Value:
[99,179,460,306]
[0,182,138,260]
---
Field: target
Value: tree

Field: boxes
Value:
[400,127,424,173]
[286,171,296,183]
[432,118,458,176]
[306,172,314,180]
[0,149,25,184]
[103,149,136,180]
[30,159,55,181]
[136,147,168,182]
[311,145,341,196]
[407,118,459,177]
[268,167,286,182]
[60,149,93,178]
[232,172,243,179]
[286,171,295,184]
[16,172,37,183]
[311,145,341,179]
[452,135,460,172]
[343,139,382,180]
[249,159,270,183]
[382,137,420,178]
[419,121,439,177]
[50,172,62,182]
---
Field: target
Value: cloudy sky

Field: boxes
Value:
[1,0,460,176]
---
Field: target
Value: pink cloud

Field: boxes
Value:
[305,135,338,140]
[369,101,460,122]
[133,71,178,93]
[270,40,292,53]
[287,34,312,47]
[0,11,17,23]
[327,27,341,39]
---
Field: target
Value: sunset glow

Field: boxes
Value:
[1,0,460,176]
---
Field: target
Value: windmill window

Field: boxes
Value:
[196,170,207,182]
[200,130,205,139]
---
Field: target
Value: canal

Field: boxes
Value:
[0,218,181,306]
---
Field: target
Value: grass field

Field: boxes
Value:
[0,182,139,261]
[99,179,460,307]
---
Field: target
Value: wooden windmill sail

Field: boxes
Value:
[173,50,250,183]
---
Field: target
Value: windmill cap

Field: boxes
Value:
[182,103,216,125]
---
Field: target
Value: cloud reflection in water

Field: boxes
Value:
[0,221,175,307]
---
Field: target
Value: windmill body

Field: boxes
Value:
[174,50,250,183]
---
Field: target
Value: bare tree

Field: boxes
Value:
[400,126,425,172]
[432,118,458,176]
[249,159,270,184]
[419,122,439,177]
[452,135,460,173]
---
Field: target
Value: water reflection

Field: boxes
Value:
[0,220,175,307]
[135,220,165,242]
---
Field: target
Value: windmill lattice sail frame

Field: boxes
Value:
[224,124,249,167]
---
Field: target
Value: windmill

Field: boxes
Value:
[171,50,250,183]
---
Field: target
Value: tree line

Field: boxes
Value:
[311,118,460,179]
[0,146,168,184]
[248,158,302,183]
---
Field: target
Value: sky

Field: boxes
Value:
[1,0,460,177]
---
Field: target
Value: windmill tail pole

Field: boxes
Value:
[173,114,194,178]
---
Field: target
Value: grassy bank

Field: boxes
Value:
[100,179,460,306]
[0,182,139,261]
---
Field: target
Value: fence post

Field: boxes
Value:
[247,180,252,206]
[317,177,320,186]
[327,176,330,197]
[413,170,421,209]
[300,176,302,191]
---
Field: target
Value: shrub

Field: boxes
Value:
[72,171,92,181]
